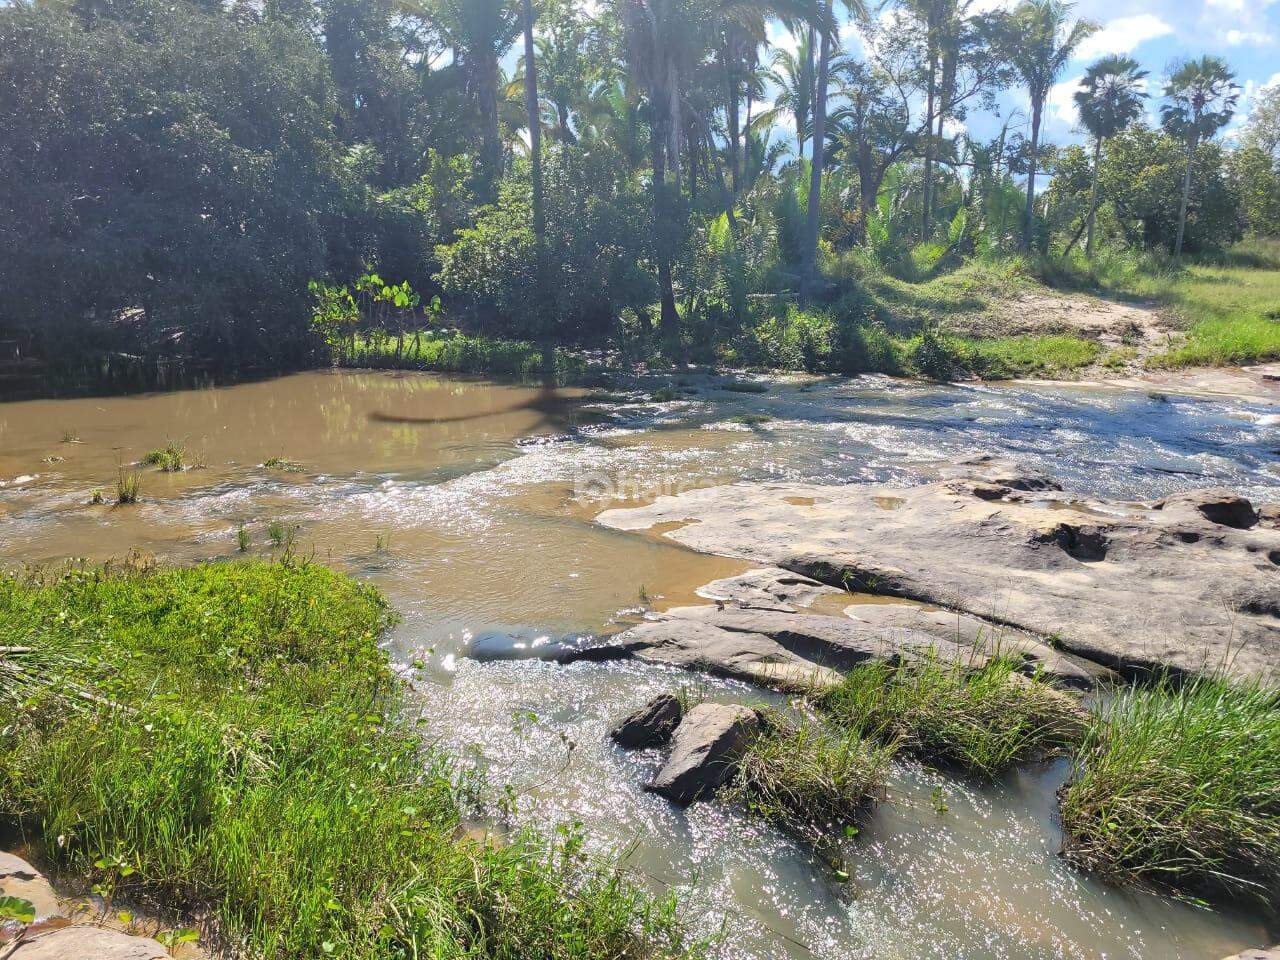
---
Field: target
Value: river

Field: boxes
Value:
[1,369,1277,959]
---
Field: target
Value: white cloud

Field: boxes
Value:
[1224,28,1275,44]
[1047,76,1083,128]
[1074,14,1174,61]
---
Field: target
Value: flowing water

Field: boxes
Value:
[2,369,1279,959]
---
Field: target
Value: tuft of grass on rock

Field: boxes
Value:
[1059,676,1280,903]
[814,658,1084,776]
[723,710,889,844]
[0,560,696,960]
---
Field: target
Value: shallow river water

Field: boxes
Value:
[2,369,1279,959]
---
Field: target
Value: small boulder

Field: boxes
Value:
[0,853,62,925]
[647,704,760,806]
[8,927,168,960]
[1158,490,1258,529]
[611,694,683,749]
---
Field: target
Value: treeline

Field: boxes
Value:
[1,0,1277,367]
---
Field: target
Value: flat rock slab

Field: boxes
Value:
[1221,949,1280,960]
[696,567,844,612]
[599,459,1280,683]
[8,927,167,960]
[647,704,760,806]
[0,854,62,925]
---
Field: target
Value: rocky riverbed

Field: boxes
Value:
[591,457,1280,685]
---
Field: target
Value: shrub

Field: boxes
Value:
[814,658,1084,776]
[724,711,890,844]
[1059,677,1280,902]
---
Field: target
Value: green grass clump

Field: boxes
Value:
[114,467,141,504]
[0,561,694,960]
[723,711,889,843]
[141,442,187,472]
[814,658,1083,776]
[728,413,772,426]
[349,332,587,384]
[1059,676,1280,902]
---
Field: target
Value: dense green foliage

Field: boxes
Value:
[1060,677,1280,903]
[0,561,693,959]
[0,0,1276,376]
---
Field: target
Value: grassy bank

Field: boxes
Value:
[0,560,691,959]
[344,331,589,384]
[1038,239,1280,369]
[1060,676,1280,903]
[813,658,1084,776]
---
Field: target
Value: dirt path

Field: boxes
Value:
[946,289,1175,356]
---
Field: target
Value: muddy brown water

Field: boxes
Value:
[2,369,1279,960]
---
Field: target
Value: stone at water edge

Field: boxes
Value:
[611,694,683,749]
[7,926,168,960]
[1156,489,1260,530]
[1220,948,1280,960]
[0,853,62,926]
[647,703,760,806]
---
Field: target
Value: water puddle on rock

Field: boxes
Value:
[2,369,1278,959]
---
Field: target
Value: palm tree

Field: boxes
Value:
[801,0,865,298]
[1005,0,1096,250]
[761,31,816,159]
[1072,54,1147,255]
[1161,55,1239,256]
[612,0,830,347]
[433,0,521,199]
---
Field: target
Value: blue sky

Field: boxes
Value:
[764,0,1279,156]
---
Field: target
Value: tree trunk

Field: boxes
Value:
[801,17,830,299]
[1085,136,1101,256]
[922,46,937,238]
[522,0,543,251]
[650,84,680,352]
[725,39,740,196]
[478,47,502,200]
[521,0,546,347]
[1174,135,1194,256]
[1022,99,1042,251]
[743,76,753,186]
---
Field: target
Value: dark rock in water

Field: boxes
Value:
[647,704,760,806]
[611,694,683,748]
[468,631,577,662]
[516,433,576,447]
[1157,489,1258,530]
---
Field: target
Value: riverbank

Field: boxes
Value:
[0,560,693,960]
[335,243,1280,394]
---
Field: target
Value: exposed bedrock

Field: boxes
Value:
[595,458,1280,684]
[568,567,1110,691]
